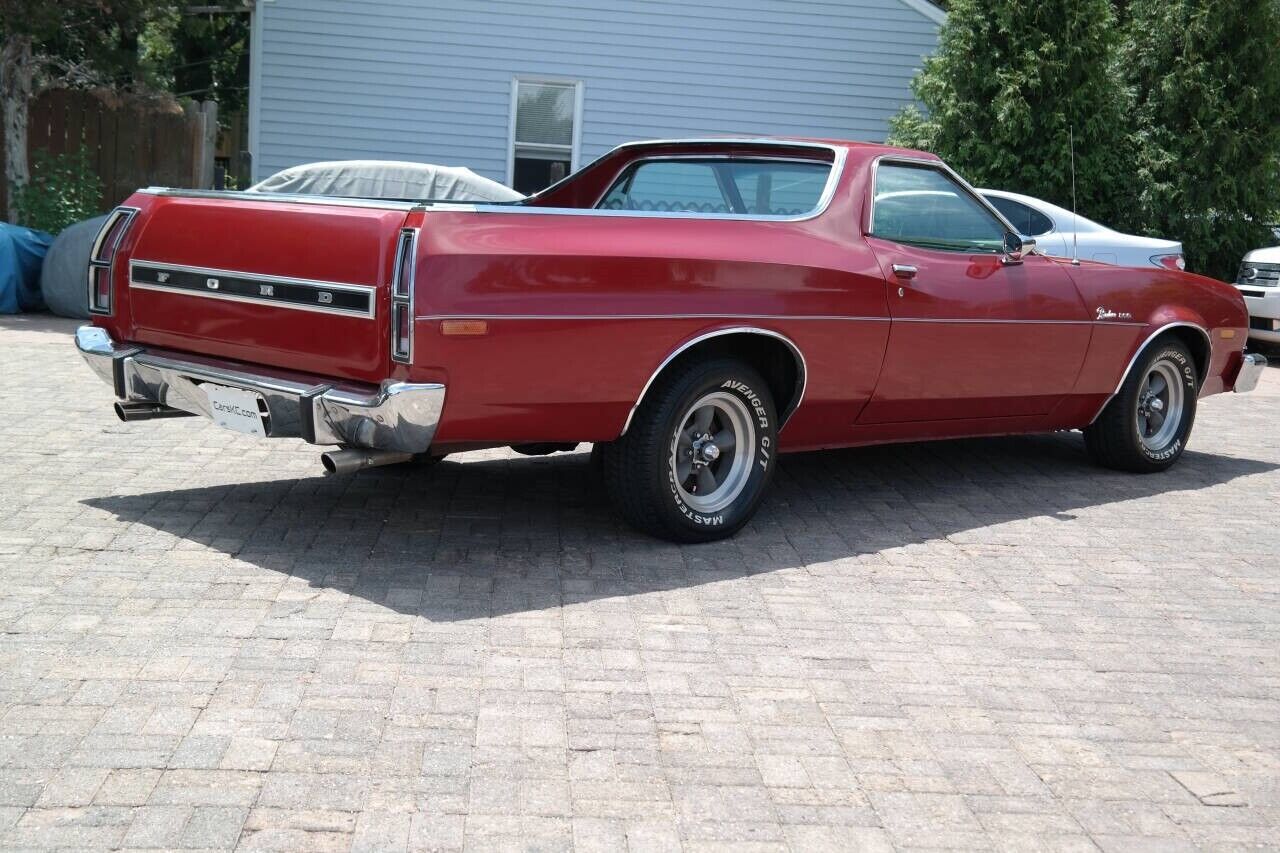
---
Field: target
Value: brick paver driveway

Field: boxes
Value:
[2,314,1278,851]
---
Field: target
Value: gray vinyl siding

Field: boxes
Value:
[251,0,940,184]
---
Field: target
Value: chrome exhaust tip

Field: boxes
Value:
[320,447,414,475]
[114,401,195,421]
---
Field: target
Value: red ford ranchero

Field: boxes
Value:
[76,138,1266,542]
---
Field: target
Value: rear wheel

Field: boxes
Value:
[1084,339,1197,472]
[599,358,777,542]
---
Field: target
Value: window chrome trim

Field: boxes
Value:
[128,259,377,319]
[1087,321,1213,424]
[867,155,1020,248]
[473,139,847,223]
[590,154,835,214]
[621,326,808,437]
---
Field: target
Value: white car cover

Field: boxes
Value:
[248,160,525,203]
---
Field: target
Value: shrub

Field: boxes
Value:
[12,146,104,235]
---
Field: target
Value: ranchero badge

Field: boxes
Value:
[156,272,170,283]
[1096,306,1133,321]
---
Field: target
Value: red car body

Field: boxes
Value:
[81,138,1254,459]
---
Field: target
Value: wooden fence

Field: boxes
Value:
[0,88,217,218]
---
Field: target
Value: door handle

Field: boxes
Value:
[892,264,918,280]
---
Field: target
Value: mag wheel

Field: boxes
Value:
[669,392,755,515]
[600,358,777,542]
[1085,339,1197,473]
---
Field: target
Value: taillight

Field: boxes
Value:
[390,227,417,363]
[87,206,138,315]
[1153,253,1185,271]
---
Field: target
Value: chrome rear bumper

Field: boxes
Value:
[1233,352,1268,394]
[75,325,445,453]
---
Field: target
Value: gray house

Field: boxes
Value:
[247,0,943,193]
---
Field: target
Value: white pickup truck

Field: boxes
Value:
[1235,246,1280,345]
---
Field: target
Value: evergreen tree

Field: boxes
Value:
[888,0,1140,232]
[1126,0,1280,280]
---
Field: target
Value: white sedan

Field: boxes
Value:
[1234,246,1280,345]
[979,188,1185,270]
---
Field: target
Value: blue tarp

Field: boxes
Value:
[0,223,53,314]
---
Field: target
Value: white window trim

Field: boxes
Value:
[898,0,946,24]
[246,2,267,183]
[506,76,584,188]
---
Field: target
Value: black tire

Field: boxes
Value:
[1084,339,1198,473]
[599,358,778,542]
[411,452,448,467]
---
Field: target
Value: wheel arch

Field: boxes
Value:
[1162,323,1212,384]
[1088,320,1211,425]
[620,327,807,437]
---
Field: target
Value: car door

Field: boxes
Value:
[858,159,1091,424]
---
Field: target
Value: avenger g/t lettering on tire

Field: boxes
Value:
[1085,339,1199,473]
[600,358,777,543]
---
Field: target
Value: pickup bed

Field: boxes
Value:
[78,137,1264,541]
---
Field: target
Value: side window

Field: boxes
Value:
[728,162,830,215]
[985,195,1054,236]
[599,159,831,215]
[871,162,1007,253]
[601,162,729,213]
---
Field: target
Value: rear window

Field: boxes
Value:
[984,195,1055,236]
[598,159,831,216]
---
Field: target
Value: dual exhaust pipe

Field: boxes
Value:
[115,401,196,422]
[320,447,413,475]
[114,401,411,476]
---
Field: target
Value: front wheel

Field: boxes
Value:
[599,358,778,542]
[1084,339,1198,472]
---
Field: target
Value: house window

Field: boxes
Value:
[509,79,581,194]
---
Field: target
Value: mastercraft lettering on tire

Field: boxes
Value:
[74,138,1266,541]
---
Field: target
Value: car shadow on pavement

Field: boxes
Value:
[82,432,1276,621]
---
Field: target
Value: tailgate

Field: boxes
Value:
[121,193,411,383]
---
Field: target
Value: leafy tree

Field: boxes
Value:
[888,0,1141,233]
[140,7,250,122]
[0,1,171,221]
[1126,0,1280,280]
